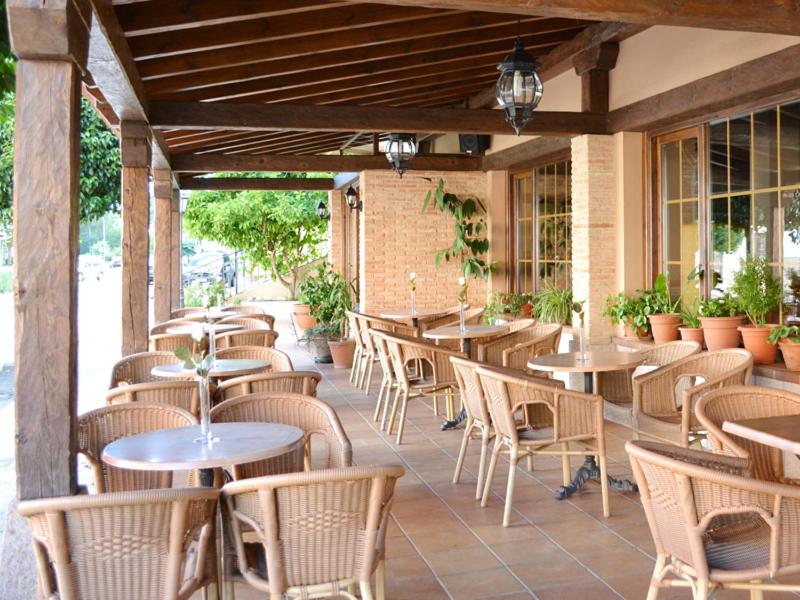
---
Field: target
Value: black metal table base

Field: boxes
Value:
[441,408,466,430]
[555,456,638,500]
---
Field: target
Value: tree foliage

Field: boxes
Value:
[183,174,329,298]
[0,92,122,231]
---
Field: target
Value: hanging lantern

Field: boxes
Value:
[316,200,329,221]
[384,133,417,177]
[496,38,543,135]
[345,185,361,210]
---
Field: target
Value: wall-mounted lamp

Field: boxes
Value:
[316,200,330,220]
[345,185,362,211]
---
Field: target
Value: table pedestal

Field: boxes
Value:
[440,337,472,430]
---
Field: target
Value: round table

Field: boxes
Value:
[381,308,448,328]
[423,324,508,357]
[527,350,643,500]
[166,323,242,336]
[183,309,239,322]
[151,359,270,380]
[723,414,800,456]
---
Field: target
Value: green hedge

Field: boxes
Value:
[0,267,11,294]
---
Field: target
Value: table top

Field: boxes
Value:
[528,350,643,373]
[102,422,304,471]
[423,324,508,340]
[151,358,270,379]
[183,309,239,321]
[381,308,449,320]
[166,323,242,336]
[723,415,800,455]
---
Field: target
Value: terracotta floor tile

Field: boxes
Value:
[423,544,502,576]
[439,566,526,600]
[385,555,435,582]
[512,553,597,589]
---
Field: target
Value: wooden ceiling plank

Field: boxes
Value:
[127,4,460,60]
[362,77,499,107]
[178,176,335,191]
[345,0,800,35]
[150,101,607,136]
[206,133,355,155]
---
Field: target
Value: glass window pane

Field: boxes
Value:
[554,162,565,214]
[681,138,699,198]
[781,101,800,187]
[711,197,729,255]
[784,188,800,271]
[709,121,728,195]
[753,108,778,190]
[730,194,751,256]
[565,161,572,213]
[661,141,681,201]
[544,164,555,215]
[729,116,751,193]
[666,203,681,262]
[681,201,700,261]
[536,167,546,217]
[753,192,779,262]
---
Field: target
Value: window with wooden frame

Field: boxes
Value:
[512,158,572,293]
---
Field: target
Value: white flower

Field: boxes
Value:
[191,322,206,343]
[458,277,466,286]
[409,272,416,281]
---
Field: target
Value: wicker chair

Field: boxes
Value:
[106,380,201,417]
[499,323,563,373]
[210,392,351,479]
[427,308,486,355]
[355,313,418,394]
[696,385,800,483]
[217,371,322,401]
[626,439,800,599]
[216,329,278,349]
[109,351,179,388]
[149,318,200,336]
[219,312,276,329]
[417,305,465,332]
[377,331,465,444]
[149,332,197,353]
[346,310,366,386]
[171,307,204,319]
[600,340,702,427]
[476,365,610,525]
[222,465,404,600]
[215,316,270,331]
[221,304,266,315]
[632,348,753,447]
[370,329,399,428]
[19,487,219,600]
[216,345,294,372]
[78,403,197,493]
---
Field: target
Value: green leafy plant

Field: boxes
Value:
[184,279,227,308]
[602,292,639,327]
[730,256,782,326]
[483,291,536,323]
[768,325,800,345]
[422,178,495,280]
[639,273,680,315]
[533,284,573,325]
[299,263,355,340]
[698,293,740,318]
[681,303,702,329]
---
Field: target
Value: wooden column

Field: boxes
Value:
[120,121,151,355]
[8,0,91,499]
[170,187,182,311]
[153,169,173,324]
[573,43,619,114]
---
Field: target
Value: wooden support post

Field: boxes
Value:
[120,121,151,355]
[8,0,91,500]
[170,187,182,311]
[153,169,173,324]
[573,43,619,114]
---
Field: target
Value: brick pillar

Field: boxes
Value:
[571,134,617,343]
[328,189,346,273]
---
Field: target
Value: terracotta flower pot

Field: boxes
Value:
[623,324,649,339]
[294,314,317,330]
[648,313,682,344]
[329,338,356,369]
[779,339,800,371]
[699,316,744,350]
[679,326,705,347]
[521,303,533,318]
[738,325,778,365]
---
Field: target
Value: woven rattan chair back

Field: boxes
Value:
[170,307,205,319]
[149,333,197,353]
[417,305,465,332]
[109,351,179,388]
[479,323,562,371]
[216,345,293,372]
[221,312,276,329]
[149,318,199,336]
[215,316,270,331]
[78,403,197,493]
[696,385,800,482]
[625,439,800,596]
[19,487,219,600]
[106,380,200,417]
[215,329,278,349]
[451,356,491,425]
[210,392,351,479]
[217,371,322,400]
[632,348,753,446]
[222,304,266,315]
[222,465,405,599]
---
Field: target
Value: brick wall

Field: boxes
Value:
[328,190,345,274]
[571,135,618,342]
[358,170,489,313]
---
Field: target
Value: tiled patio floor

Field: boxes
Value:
[219,309,775,599]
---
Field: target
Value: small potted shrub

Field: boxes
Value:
[641,274,681,344]
[679,304,704,346]
[532,284,573,325]
[768,325,800,371]
[484,291,535,324]
[731,256,782,364]
[301,264,356,366]
[294,268,322,334]
[603,292,645,338]
[698,293,743,350]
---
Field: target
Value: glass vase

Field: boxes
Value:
[458,302,466,333]
[195,374,215,444]
[410,290,416,316]
[574,312,589,362]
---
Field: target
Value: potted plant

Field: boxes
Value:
[698,293,743,350]
[641,274,681,344]
[602,292,645,338]
[730,256,782,364]
[302,264,356,367]
[532,284,573,325]
[483,291,535,324]
[679,303,704,346]
[768,325,800,371]
[294,267,322,334]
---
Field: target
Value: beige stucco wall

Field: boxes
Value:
[614,132,645,295]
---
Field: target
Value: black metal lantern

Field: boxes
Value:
[496,38,543,135]
[345,185,361,210]
[316,200,329,221]
[384,133,417,177]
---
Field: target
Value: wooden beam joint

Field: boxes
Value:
[574,43,618,114]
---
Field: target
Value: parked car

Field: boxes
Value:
[78,255,105,281]
[183,252,236,288]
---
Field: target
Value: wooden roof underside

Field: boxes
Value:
[86,0,596,158]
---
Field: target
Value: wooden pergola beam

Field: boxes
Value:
[347,0,800,35]
[179,176,336,191]
[481,136,572,171]
[171,153,482,173]
[150,102,608,136]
